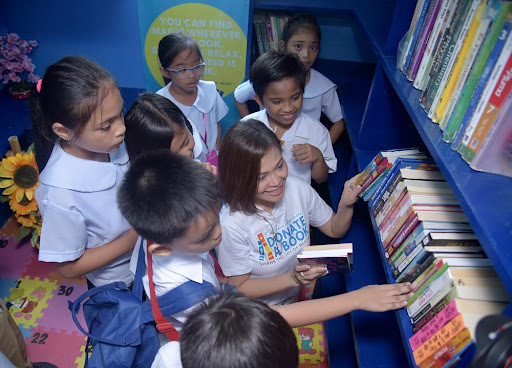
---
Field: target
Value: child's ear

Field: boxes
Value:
[279,40,285,51]
[254,94,265,109]
[159,66,171,78]
[147,242,173,257]
[52,123,74,142]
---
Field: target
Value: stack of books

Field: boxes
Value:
[364,148,510,367]
[397,0,512,178]
[253,12,291,57]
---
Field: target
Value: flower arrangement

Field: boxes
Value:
[0,33,39,93]
[0,137,41,248]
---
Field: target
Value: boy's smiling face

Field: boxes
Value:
[255,77,303,131]
[148,208,222,257]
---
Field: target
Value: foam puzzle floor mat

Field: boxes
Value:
[0,216,88,368]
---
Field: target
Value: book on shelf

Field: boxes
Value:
[409,297,507,351]
[253,15,266,56]
[470,90,512,177]
[452,19,512,152]
[435,255,493,267]
[297,243,353,274]
[420,231,479,247]
[437,0,500,130]
[434,0,493,126]
[420,0,471,110]
[406,0,443,81]
[415,0,461,90]
[427,0,481,119]
[443,4,512,142]
[404,0,433,74]
[397,251,437,284]
[458,48,512,163]
[399,0,429,71]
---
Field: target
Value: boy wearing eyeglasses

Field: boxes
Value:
[157,33,228,165]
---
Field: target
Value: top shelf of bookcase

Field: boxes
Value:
[380,55,512,297]
[252,0,395,55]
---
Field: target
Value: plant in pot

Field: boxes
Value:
[0,33,39,99]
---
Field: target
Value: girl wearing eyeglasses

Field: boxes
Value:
[157,33,228,166]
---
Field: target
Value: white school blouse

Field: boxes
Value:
[233,68,344,122]
[242,110,337,184]
[36,142,132,286]
[218,176,333,306]
[156,80,228,162]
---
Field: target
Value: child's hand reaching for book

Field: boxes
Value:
[339,175,362,208]
[292,263,328,285]
[291,143,323,164]
[353,283,414,312]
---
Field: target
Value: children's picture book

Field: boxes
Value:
[297,243,353,274]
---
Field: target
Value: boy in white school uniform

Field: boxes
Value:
[242,51,336,185]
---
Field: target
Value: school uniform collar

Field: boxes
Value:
[257,110,311,143]
[39,141,129,192]
[303,68,336,98]
[164,80,217,114]
[154,250,208,284]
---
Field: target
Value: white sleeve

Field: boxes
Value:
[217,220,252,277]
[151,341,183,368]
[322,88,344,122]
[233,80,256,104]
[38,201,88,263]
[215,91,229,122]
[313,124,337,173]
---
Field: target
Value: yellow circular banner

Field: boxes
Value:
[144,3,247,96]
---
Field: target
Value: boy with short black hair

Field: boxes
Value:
[152,292,299,368]
[244,50,337,184]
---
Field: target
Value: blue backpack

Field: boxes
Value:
[68,239,217,367]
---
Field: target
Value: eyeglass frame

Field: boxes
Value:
[165,63,206,79]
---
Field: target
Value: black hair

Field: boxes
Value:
[158,33,203,84]
[219,120,282,215]
[249,50,306,100]
[117,150,219,244]
[124,92,192,161]
[29,56,117,171]
[282,13,322,47]
[180,291,298,368]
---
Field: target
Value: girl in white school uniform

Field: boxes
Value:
[30,56,137,288]
[157,33,228,165]
[234,13,346,144]
[217,120,359,306]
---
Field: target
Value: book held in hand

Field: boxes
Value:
[297,243,353,274]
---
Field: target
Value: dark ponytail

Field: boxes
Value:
[29,56,116,171]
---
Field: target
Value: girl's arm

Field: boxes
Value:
[329,118,346,145]
[273,282,414,328]
[318,174,361,238]
[228,263,328,299]
[55,228,138,279]
[234,99,250,118]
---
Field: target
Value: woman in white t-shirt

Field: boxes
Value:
[217,120,361,305]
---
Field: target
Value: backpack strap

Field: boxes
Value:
[147,244,179,341]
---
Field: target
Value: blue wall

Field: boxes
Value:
[3,1,374,89]
[4,0,145,88]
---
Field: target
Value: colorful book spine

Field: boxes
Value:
[397,250,436,284]
[412,291,452,332]
[409,299,461,351]
[433,0,489,124]
[254,21,265,56]
[414,0,455,90]
[451,16,512,150]
[460,48,512,162]
[390,231,417,268]
[413,258,445,291]
[359,158,389,193]
[438,0,499,130]
[421,0,470,109]
[443,5,512,142]
[457,28,512,153]
[385,212,421,259]
[407,0,443,81]
[415,324,471,367]
[400,0,429,71]
[470,89,512,177]
[395,240,424,277]
[375,182,408,226]
[407,264,450,312]
[428,0,480,118]
[404,0,433,74]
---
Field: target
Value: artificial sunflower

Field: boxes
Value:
[15,212,38,228]
[0,151,39,203]
[9,196,38,215]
